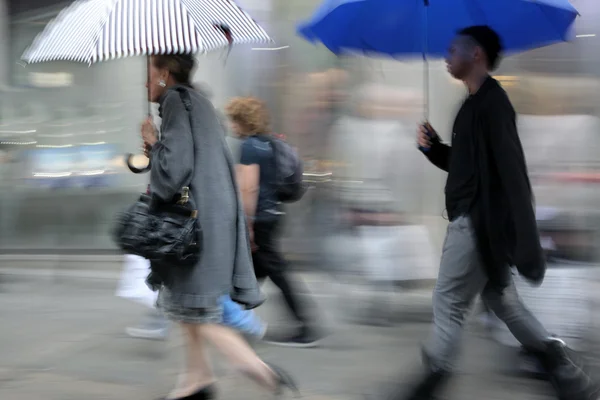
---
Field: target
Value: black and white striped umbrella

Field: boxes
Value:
[22,0,271,65]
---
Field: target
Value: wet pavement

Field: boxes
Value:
[0,270,598,400]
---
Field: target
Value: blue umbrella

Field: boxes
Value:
[299,0,578,57]
[298,0,579,116]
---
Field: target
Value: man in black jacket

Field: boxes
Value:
[391,25,598,400]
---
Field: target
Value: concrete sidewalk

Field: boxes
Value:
[4,257,600,328]
[0,255,437,325]
[0,278,574,400]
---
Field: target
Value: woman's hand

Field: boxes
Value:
[142,142,152,158]
[247,221,258,252]
[141,117,158,148]
[249,228,258,252]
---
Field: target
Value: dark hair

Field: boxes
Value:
[152,53,196,86]
[458,25,503,71]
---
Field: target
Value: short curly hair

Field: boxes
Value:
[225,96,270,136]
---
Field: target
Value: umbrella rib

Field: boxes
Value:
[465,0,489,27]
[329,0,369,55]
[533,2,567,43]
[88,0,122,64]
[356,0,412,57]
[187,2,222,52]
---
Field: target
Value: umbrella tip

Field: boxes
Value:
[214,23,232,38]
[214,23,233,62]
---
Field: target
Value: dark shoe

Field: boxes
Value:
[401,369,449,400]
[160,384,216,400]
[363,369,448,400]
[264,327,324,348]
[267,363,300,397]
[398,349,449,400]
[516,346,547,379]
[538,338,600,400]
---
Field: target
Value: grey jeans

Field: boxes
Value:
[424,215,550,372]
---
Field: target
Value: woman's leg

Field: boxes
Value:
[197,323,278,391]
[167,323,216,399]
[254,220,319,345]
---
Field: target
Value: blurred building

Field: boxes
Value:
[0,0,598,269]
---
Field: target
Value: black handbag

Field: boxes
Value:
[113,186,202,267]
[114,87,202,267]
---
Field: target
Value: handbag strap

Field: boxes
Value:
[174,86,198,208]
[176,86,248,228]
[175,86,195,150]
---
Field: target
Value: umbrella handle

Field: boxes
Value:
[418,122,436,153]
[128,56,152,174]
[147,56,153,117]
[125,153,151,174]
[422,0,429,120]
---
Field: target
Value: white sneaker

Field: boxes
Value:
[257,322,268,340]
[126,314,170,340]
[126,326,169,340]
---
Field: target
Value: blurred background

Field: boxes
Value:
[0,0,598,265]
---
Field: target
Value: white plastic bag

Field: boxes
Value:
[115,254,158,309]
[359,225,438,281]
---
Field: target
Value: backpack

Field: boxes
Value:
[260,135,307,203]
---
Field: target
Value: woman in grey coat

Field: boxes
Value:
[140,54,297,400]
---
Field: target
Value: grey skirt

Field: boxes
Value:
[157,286,223,324]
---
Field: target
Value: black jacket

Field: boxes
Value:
[425,77,545,289]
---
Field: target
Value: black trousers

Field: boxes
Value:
[253,217,310,329]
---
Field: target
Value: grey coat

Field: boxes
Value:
[149,85,263,309]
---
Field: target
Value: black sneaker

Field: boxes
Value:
[363,368,449,400]
[540,338,600,400]
[402,368,449,400]
[264,329,323,348]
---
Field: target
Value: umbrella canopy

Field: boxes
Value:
[298,0,579,58]
[22,0,271,65]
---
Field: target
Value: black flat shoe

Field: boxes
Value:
[161,384,216,400]
[267,363,301,397]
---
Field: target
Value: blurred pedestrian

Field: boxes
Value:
[120,254,267,341]
[141,54,297,400]
[226,96,324,348]
[326,84,429,325]
[117,254,169,340]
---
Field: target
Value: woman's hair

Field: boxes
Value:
[224,96,270,135]
[152,53,196,86]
